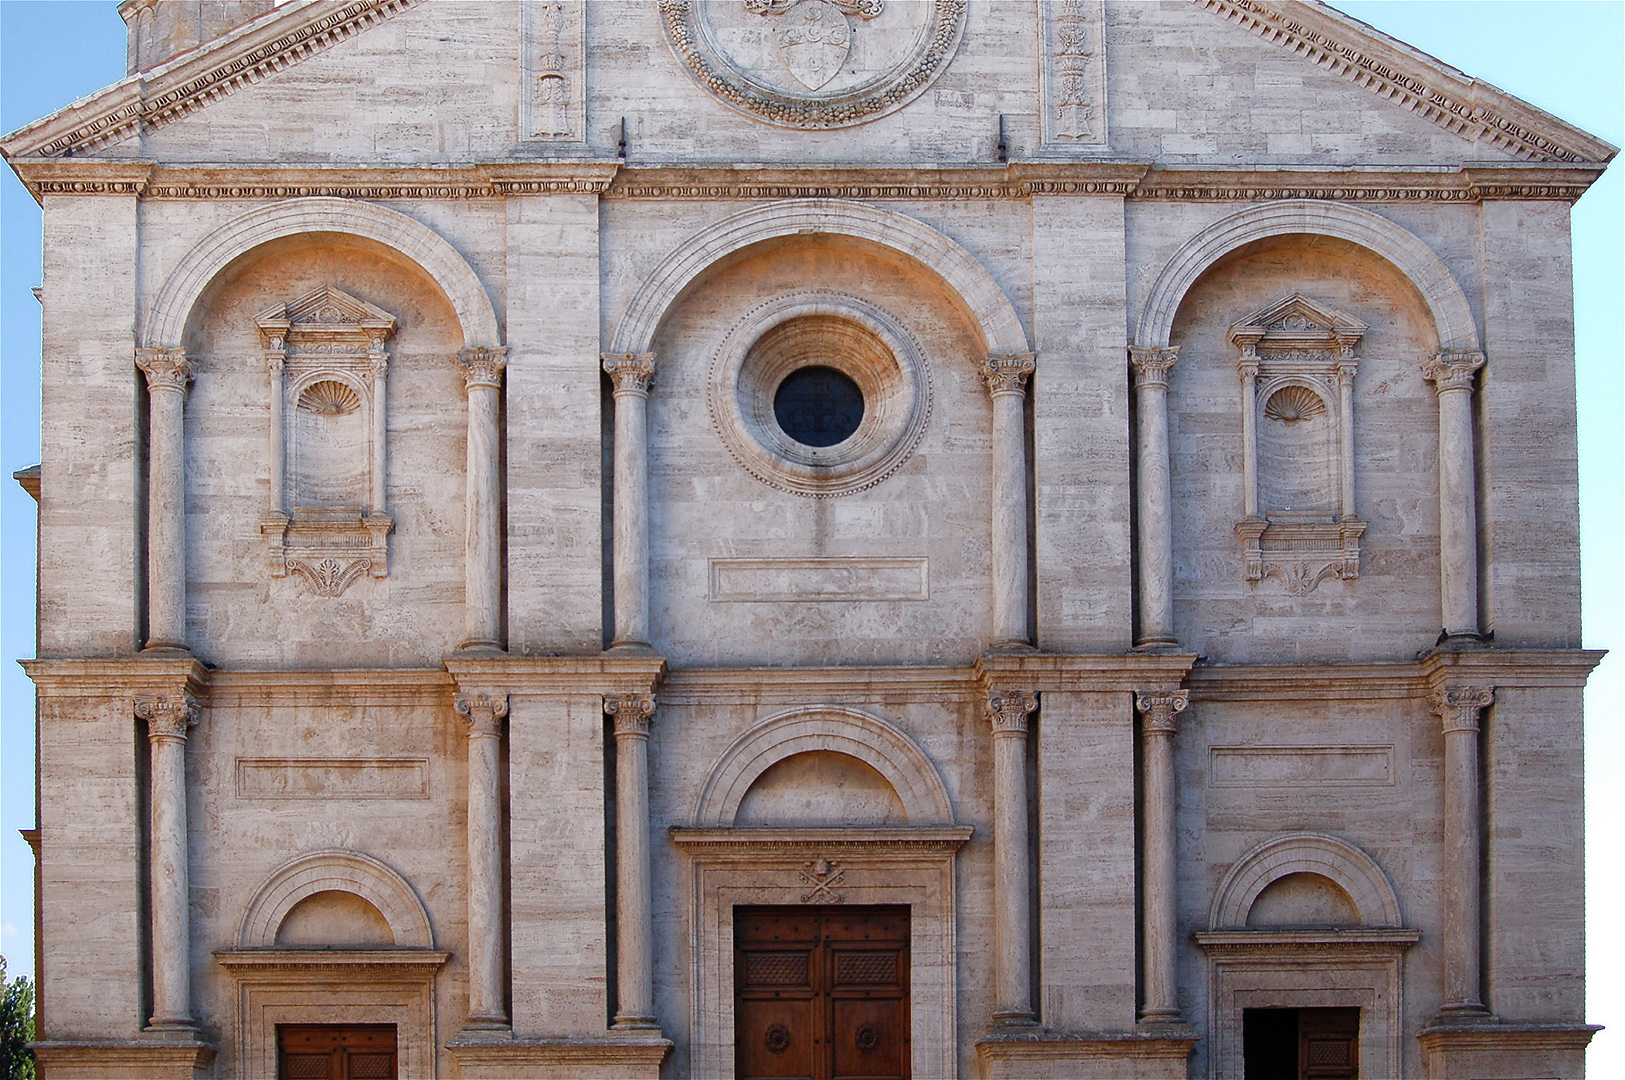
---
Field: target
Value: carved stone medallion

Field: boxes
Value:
[660,0,966,128]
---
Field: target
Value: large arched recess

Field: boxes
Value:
[144,197,501,349]
[1135,200,1480,354]
[607,199,1030,357]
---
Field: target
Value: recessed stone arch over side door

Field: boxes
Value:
[1135,199,1480,354]
[607,198,1031,358]
[144,196,502,350]
[236,848,435,949]
[1208,831,1404,930]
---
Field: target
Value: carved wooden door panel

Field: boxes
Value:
[276,1024,397,1080]
[735,905,910,1080]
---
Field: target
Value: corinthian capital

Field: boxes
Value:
[135,348,196,394]
[455,692,510,737]
[1129,347,1179,390]
[1421,350,1485,394]
[986,689,1038,735]
[1135,689,1189,736]
[136,694,201,740]
[605,693,656,738]
[1431,685,1493,735]
[982,353,1036,396]
[458,347,508,392]
[602,353,656,395]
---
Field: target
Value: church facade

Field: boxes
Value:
[4,1,1614,1077]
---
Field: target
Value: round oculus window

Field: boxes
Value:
[708,291,932,498]
[773,366,864,448]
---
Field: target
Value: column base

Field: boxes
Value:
[976,1026,1197,1080]
[1431,1003,1497,1025]
[139,644,192,658]
[455,641,507,657]
[446,1032,671,1080]
[457,1018,514,1037]
[607,640,658,655]
[991,1009,1040,1028]
[612,1014,661,1030]
[1418,1021,1599,1079]
[1132,638,1182,653]
[1136,1007,1184,1024]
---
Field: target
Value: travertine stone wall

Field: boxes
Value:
[1478,201,1583,648]
[39,195,141,656]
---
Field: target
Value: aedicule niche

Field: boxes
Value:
[256,286,396,596]
[1230,293,1367,595]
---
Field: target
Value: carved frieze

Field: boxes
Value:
[1229,293,1367,595]
[659,0,966,128]
[256,286,397,596]
[1039,0,1107,149]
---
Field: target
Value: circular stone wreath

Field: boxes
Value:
[659,0,967,129]
[708,291,933,498]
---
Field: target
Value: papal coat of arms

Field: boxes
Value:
[661,0,966,128]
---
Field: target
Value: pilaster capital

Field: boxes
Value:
[369,352,390,380]
[454,692,509,737]
[1237,355,1260,380]
[457,346,508,392]
[986,689,1037,736]
[1336,356,1359,385]
[605,693,656,738]
[1130,347,1179,390]
[1421,350,1485,394]
[264,352,286,377]
[135,348,196,394]
[1135,689,1189,736]
[1432,685,1493,735]
[136,694,201,740]
[602,352,656,396]
[981,353,1036,397]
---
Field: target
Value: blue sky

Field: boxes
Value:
[1,0,1620,1063]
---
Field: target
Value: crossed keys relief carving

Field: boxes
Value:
[799,858,847,903]
[746,0,883,90]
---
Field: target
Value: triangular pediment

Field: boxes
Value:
[256,286,397,333]
[1231,293,1367,351]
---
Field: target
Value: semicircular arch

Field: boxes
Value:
[146,197,501,350]
[608,199,1030,358]
[694,705,955,827]
[1136,200,1479,354]
[236,848,435,949]
[1209,832,1403,930]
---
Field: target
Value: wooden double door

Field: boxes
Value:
[735,905,911,1080]
[276,1024,397,1080]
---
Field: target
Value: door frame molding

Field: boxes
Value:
[670,826,972,1079]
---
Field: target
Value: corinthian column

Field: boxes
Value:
[987,688,1038,1025]
[455,691,509,1030]
[136,348,196,651]
[1136,688,1188,1022]
[606,693,658,1028]
[1130,348,1179,648]
[1433,685,1494,1019]
[982,355,1036,649]
[602,354,655,650]
[458,348,508,652]
[1421,351,1486,641]
[136,694,200,1031]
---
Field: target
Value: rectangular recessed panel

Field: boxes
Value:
[708,557,929,602]
[237,758,430,800]
[1209,745,1394,788]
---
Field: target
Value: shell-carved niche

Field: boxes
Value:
[256,286,396,596]
[1230,294,1367,595]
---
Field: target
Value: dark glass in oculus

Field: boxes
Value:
[774,366,864,448]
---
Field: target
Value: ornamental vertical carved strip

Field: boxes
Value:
[1040,0,1107,149]
[522,0,584,142]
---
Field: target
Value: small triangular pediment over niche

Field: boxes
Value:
[255,286,397,333]
[1230,292,1367,351]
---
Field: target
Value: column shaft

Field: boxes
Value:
[988,690,1037,1025]
[608,694,658,1028]
[459,348,507,651]
[1422,352,1486,639]
[604,355,655,649]
[370,354,389,516]
[266,354,286,514]
[137,695,197,1030]
[983,355,1036,649]
[1130,349,1179,647]
[136,349,195,651]
[1136,690,1188,1022]
[1435,686,1494,1018]
[1337,361,1357,519]
[1238,352,1259,520]
[457,693,509,1028]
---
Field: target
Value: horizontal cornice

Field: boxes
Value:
[7,158,1605,206]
